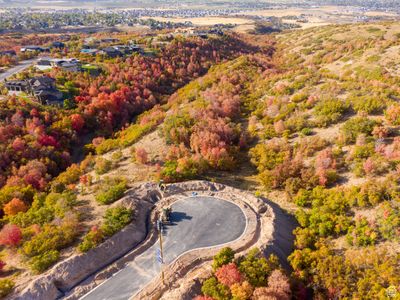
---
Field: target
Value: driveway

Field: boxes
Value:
[0,59,37,81]
[79,196,247,300]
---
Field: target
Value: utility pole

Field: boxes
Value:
[157,220,165,285]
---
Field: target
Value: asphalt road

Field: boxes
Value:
[0,59,37,82]
[79,196,247,300]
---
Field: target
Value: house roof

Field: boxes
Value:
[29,76,55,87]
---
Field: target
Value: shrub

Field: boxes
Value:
[201,277,231,300]
[163,114,194,145]
[351,96,385,114]
[7,192,75,228]
[300,127,313,136]
[350,143,375,159]
[284,115,308,133]
[135,148,148,164]
[0,279,14,297]
[22,223,77,257]
[53,164,82,186]
[95,177,127,205]
[100,206,133,237]
[238,248,279,287]
[111,150,123,161]
[95,139,120,155]
[29,250,60,274]
[94,157,112,175]
[3,198,28,216]
[385,104,400,125]
[44,192,77,219]
[250,140,291,173]
[78,226,104,252]
[0,224,22,247]
[296,136,329,157]
[212,247,235,271]
[314,99,349,127]
[346,216,378,247]
[377,202,400,241]
[160,159,203,182]
[0,185,35,209]
[340,117,378,144]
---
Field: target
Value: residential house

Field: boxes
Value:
[112,45,142,55]
[80,48,99,56]
[36,58,80,72]
[100,47,123,58]
[0,50,17,56]
[51,42,65,49]
[100,38,120,44]
[20,46,49,53]
[5,76,63,105]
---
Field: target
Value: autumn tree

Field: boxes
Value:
[3,198,28,216]
[212,247,235,271]
[0,224,22,247]
[230,281,253,300]
[215,263,243,287]
[201,277,231,300]
[238,249,278,287]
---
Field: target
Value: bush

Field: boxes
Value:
[377,202,400,241]
[385,104,400,125]
[163,114,194,145]
[29,250,60,274]
[22,223,77,257]
[0,185,35,209]
[250,140,291,173]
[94,157,112,175]
[3,198,27,216]
[100,206,133,237]
[300,127,313,136]
[350,143,375,159]
[111,150,123,161]
[135,148,148,164]
[346,216,378,247]
[95,177,127,205]
[201,277,231,300]
[0,279,14,297]
[284,115,308,133]
[340,117,378,144]
[160,159,202,182]
[212,247,235,271]
[95,139,120,155]
[7,192,76,228]
[78,226,104,252]
[53,164,82,187]
[0,224,22,247]
[314,99,349,127]
[351,96,385,114]
[238,248,279,287]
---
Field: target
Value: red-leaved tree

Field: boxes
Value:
[0,224,22,247]
[215,262,243,287]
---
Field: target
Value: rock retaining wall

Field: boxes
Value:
[13,180,282,300]
[13,183,161,300]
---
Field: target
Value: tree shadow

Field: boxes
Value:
[170,211,192,224]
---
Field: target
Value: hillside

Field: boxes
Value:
[77,22,400,298]
[0,22,400,299]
